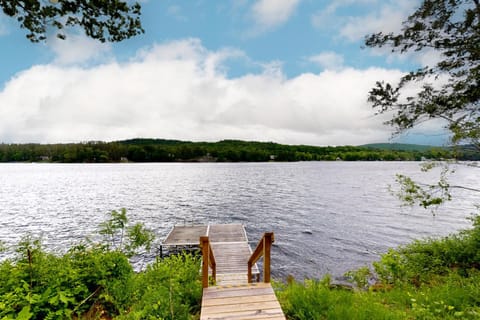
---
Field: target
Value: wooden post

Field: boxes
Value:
[263,232,273,283]
[210,245,216,282]
[200,236,209,288]
[247,232,274,283]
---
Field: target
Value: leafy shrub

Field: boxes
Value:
[99,208,155,257]
[120,253,202,320]
[0,237,135,319]
[277,216,480,319]
[0,209,203,319]
[275,276,407,320]
[374,215,480,285]
[344,266,372,290]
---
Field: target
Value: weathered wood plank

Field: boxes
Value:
[215,273,248,284]
[211,240,259,286]
[200,308,285,320]
[202,294,278,307]
[208,224,247,242]
[163,225,207,245]
[204,283,273,292]
[238,317,285,320]
[203,287,275,299]
[201,284,285,319]
[202,302,282,315]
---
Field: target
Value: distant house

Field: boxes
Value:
[120,157,129,162]
[39,156,50,161]
[269,155,276,160]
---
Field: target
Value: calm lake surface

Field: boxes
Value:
[0,162,478,279]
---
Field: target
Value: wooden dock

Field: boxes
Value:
[201,283,285,320]
[163,224,286,320]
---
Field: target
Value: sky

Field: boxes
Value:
[0,0,450,146]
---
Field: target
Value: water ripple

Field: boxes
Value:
[0,162,477,279]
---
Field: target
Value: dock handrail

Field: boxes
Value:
[200,236,216,288]
[247,232,274,283]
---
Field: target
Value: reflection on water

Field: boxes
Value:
[0,162,477,279]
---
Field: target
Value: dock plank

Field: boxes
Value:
[201,283,285,320]
[211,241,258,285]
[163,225,207,245]
[208,224,247,242]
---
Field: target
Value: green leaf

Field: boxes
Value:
[16,306,32,320]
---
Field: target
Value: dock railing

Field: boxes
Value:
[200,236,216,288]
[248,232,274,283]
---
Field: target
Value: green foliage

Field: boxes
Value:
[0,210,202,319]
[1,139,475,163]
[365,0,480,212]
[373,248,409,285]
[362,143,438,152]
[391,160,464,210]
[365,0,480,147]
[374,215,480,286]
[275,277,407,320]
[125,223,155,256]
[344,266,371,290]
[0,237,134,319]
[99,208,155,257]
[277,216,480,319]
[394,173,449,209]
[0,0,144,42]
[119,253,202,320]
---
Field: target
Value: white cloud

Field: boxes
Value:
[48,33,112,65]
[312,0,416,42]
[249,0,300,34]
[0,39,407,146]
[339,2,416,42]
[308,52,344,70]
[311,0,378,30]
[311,1,440,69]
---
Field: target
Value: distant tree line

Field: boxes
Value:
[0,139,478,163]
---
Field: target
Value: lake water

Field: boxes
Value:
[0,162,478,280]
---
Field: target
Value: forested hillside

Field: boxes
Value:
[0,139,477,163]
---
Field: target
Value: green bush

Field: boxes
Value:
[0,238,135,319]
[120,253,202,320]
[275,277,407,320]
[277,216,480,320]
[0,209,202,319]
[374,215,480,286]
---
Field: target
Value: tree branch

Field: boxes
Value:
[448,185,480,193]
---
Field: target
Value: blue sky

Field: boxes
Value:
[0,0,448,145]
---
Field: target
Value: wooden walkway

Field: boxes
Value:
[201,283,285,320]
[208,224,259,285]
[163,224,285,320]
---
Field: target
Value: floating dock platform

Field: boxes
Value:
[162,224,260,283]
